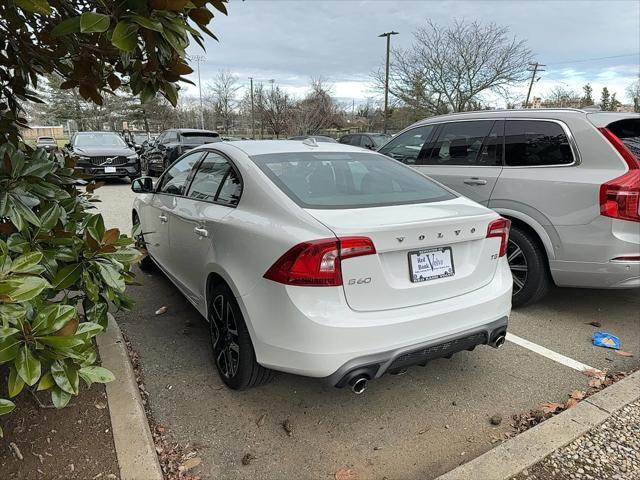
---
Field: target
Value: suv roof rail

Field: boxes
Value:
[413,107,591,123]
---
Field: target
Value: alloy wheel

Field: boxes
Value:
[507,239,528,295]
[210,294,240,379]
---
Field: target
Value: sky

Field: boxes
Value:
[183,0,640,107]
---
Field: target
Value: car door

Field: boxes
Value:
[146,151,204,270]
[168,151,242,309]
[417,120,504,205]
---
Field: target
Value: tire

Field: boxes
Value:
[132,213,156,272]
[208,284,273,390]
[507,225,551,308]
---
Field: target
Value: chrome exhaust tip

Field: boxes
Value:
[491,334,506,349]
[350,376,368,395]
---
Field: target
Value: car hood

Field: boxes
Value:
[73,146,135,156]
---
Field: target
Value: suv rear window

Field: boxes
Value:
[181,132,221,145]
[251,152,455,209]
[606,118,640,158]
[504,120,574,166]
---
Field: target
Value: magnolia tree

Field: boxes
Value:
[0,0,227,436]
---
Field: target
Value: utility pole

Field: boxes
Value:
[190,55,206,129]
[249,77,255,139]
[524,62,545,108]
[378,31,398,134]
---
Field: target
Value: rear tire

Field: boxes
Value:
[208,284,273,390]
[508,225,551,308]
[132,213,156,272]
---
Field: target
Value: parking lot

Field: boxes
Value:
[97,179,639,480]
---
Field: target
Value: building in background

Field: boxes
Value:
[20,125,64,140]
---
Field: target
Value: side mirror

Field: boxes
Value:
[131,176,153,193]
[65,143,71,149]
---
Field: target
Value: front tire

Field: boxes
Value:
[507,225,551,308]
[208,284,273,390]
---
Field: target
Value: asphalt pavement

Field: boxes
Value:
[96,179,640,480]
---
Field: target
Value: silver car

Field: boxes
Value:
[378,109,640,307]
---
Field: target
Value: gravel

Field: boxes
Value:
[513,399,640,480]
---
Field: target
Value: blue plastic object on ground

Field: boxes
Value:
[592,331,620,350]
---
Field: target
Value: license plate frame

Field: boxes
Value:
[104,166,117,174]
[408,246,455,283]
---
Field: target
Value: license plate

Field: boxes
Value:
[104,166,116,173]
[408,247,455,283]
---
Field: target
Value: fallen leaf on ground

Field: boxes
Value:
[588,378,603,388]
[281,419,293,436]
[241,453,255,465]
[9,442,23,460]
[565,398,579,408]
[615,350,634,357]
[256,414,266,427]
[94,401,107,410]
[586,321,601,327]
[569,390,585,400]
[335,468,358,480]
[155,306,168,315]
[541,402,564,414]
[183,457,201,470]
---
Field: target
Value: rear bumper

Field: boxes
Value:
[550,259,640,288]
[238,259,512,379]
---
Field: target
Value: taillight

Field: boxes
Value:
[486,218,511,257]
[264,237,376,287]
[598,127,640,223]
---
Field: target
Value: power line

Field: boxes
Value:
[546,53,639,66]
[525,62,546,108]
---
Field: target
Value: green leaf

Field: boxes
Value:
[111,21,139,52]
[15,0,51,15]
[12,197,41,227]
[15,345,41,386]
[0,339,20,364]
[0,304,26,324]
[95,262,125,292]
[75,322,103,340]
[127,14,163,32]
[85,214,105,244]
[161,81,178,107]
[39,203,61,230]
[0,276,50,303]
[51,16,81,36]
[7,234,29,253]
[32,304,76,335]
[0,399,16,416]
[51,386,71,408]
[37,336,84,349]
[85,301,108,327]
[0,326,19,337]
[10,251,44,274]
[83,271,99,302]
[80,12,111,33]
[8,367,25,398]
[51,360,79,395]
[52,263,82,289]
[37,371,55,391]
[78,366,114,384]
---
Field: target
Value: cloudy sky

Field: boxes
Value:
[183,0,640,106]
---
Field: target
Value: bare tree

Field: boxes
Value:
[626,80,640,112]
[545,86,581,107]
[206,70,240,133]
[292,78,339,135]
[254,81,292,138]
[374,20,532,114]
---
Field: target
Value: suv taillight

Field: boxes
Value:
[264,237,376,286]
[598,127,640,223]
[486,218,511,257]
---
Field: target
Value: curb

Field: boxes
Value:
[436,369,640,480]
[97,314,163,480]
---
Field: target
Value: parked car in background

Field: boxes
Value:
[131,140,511,391]
[288,135,337,143]
[36,136,58,152]
[339,132,392,150]
[122,131,151,154]
[378,109,640,307]
[66,131,140,180]
[142,128,221,176]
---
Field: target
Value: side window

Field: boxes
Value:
[156,151,202,195]
[378,125,434,165]
[478,120,504,166]
[504,120,574,166]
[360,135,374,149]
[163,131,178,144]
[347,135,361,146]
[187,152,241,206]
[422,121,495,166]
[339,135,351,144]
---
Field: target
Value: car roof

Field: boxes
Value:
[209,140,370,157]
[168,128,219,134]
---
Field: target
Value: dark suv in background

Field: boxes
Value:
[339,132,392,150]
[66,131,140,180]
[142,128,221,175]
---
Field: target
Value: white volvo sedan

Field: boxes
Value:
[131,140,512,393]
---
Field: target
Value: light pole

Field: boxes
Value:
[189,55,206,129]
[378,31,398,134]
[249,77,255,139]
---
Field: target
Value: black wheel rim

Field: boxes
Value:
[507,239,528,295]
[210,294,240,379]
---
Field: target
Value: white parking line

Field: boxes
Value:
[506,333,601,373]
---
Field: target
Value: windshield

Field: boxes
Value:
[181,132,220,145]
[74,133,127,148]
[251,151,455,209]
[132,134,148,144]
[37,137,56,143]
[370,134,392,147]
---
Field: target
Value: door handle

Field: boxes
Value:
[158,214,168,223]
[463,178,488,186]
[194,226,209,238]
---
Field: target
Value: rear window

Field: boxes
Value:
[38,137,56,143]
[251,152,455,209]
[606,119,640,158]
[181,132,221,145]
[504,120,574,166]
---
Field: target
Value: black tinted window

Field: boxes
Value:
[216,168,242,207]
[188,152,231,202]
[505,121,573,166]
[181,132,221,145]
[347,135,361,146]
[157,152,202,195]
[423,121,496,166]
[360,135,374,148]
[378,125,434,165]
[606,119,640,158]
